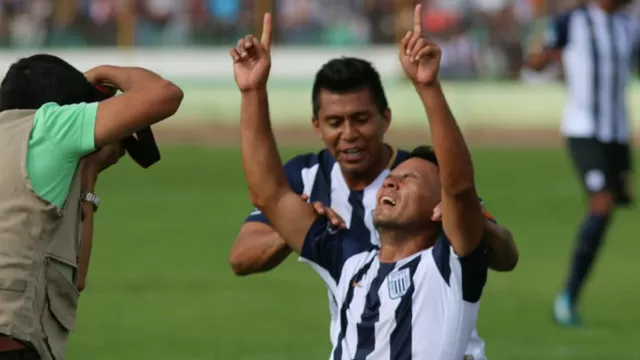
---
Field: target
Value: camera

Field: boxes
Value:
[90,84,161,168]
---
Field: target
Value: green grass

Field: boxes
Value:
[68,146,640,360]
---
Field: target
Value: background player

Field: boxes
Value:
[232,9,491,358]
[526,0,636,327]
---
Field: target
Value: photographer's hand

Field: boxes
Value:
[76,142,125,292]
[85,66,168,93]
[82,65,183,148]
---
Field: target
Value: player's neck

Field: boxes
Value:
[595,0,618,13]
[342,144,393,191]
[377,227,439,263]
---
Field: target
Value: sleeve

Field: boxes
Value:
[299,215,369,283]
[544,12,571,50]
[631,20,640,74]
[34,102,98,159]
[432,233,488,304]
[244,155,307,224]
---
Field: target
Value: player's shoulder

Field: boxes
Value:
[550,5,584,27]
[33,102,61,126]
[561,5,585,18]
[283,148,336,173]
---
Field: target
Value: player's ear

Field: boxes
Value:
[382,109,391,134]
[312,116,322,137]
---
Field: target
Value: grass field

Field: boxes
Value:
[66,145,640,360]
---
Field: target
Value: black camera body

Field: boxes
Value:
[90,84,161,168]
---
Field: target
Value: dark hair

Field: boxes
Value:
[408,145,438,167]
[0,54,96,112]
[311,57,388,117]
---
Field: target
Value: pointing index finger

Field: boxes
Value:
[261,13,273,50]
[413,4,422,35]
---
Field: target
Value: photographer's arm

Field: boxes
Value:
[84,66,184,148]
[75,143,125,292]
[76,168,97,292]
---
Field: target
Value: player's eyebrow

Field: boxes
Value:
[322,114,343,121]
[349,110,372,118]
[386,172,419,179]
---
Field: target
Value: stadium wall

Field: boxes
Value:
[3,48,640,131]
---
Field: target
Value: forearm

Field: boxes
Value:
[230,231,292,275]
[416,82,474,194]
[525,50,560,72]
[88,65,169,92]
[484,221,518,272]
[77,169,97,292]
[240,88,288,208]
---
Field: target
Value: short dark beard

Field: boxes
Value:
[375,220,440,243]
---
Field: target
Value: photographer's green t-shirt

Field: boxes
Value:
[26,102,99,207]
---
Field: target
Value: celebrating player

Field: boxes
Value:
[526,0,635,327]
[230,6,517,360]
[232,6,500,358]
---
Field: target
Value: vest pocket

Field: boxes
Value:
[41,257,79,360]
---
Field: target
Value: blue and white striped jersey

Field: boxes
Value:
[545,3,639,143]
[245,147,489,359]
[246,147,408,247]
[299,216,488,360]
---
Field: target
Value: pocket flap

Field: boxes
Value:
[45,259,79,331]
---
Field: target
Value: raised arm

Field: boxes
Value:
[83,66,184,148]
[230,192,348,275]
[432,201,518,271]
[229,157,312,275]
[231,14,317,254]
[400,5,484,257]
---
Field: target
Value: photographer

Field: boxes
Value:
[0,54,183,360]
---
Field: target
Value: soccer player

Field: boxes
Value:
[231,6,509,358]
[230,11,517,360]
[230,10,518,360]
[526,0,635,327]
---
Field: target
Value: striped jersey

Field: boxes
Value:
[299,215,488,360]
[245,147,489,359]
[544,3,639,143]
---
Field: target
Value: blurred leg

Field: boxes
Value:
[555,138,615,327]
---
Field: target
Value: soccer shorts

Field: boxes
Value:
[567,137,633,205]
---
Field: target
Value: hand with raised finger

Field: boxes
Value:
[310,201,347,229]
[399,4,441,87]
[230,13,273,92]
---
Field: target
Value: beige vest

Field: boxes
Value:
[0,110,83,360]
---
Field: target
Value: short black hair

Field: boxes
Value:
[0,54,96,112]
[311,57,388,117]
[408,145,438,167]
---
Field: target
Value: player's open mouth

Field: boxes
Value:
[342,148,364,162]
[380,196,396,206]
